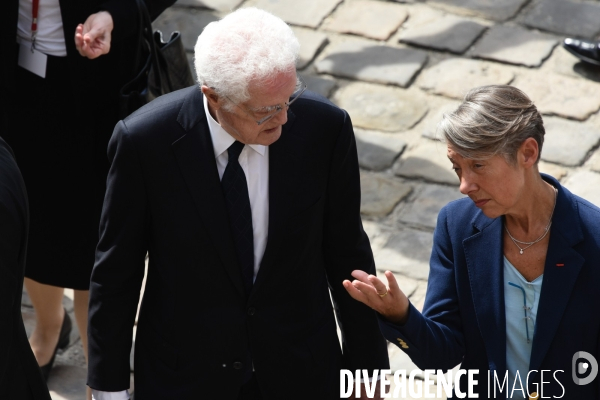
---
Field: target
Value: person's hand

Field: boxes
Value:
[75,11,114,59]
[350,379,386,400]
[343,270,410,325]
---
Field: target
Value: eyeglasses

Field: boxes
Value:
[226,77,307,126]
[508,281,535,344]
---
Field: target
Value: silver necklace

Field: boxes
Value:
[504,187,557,255]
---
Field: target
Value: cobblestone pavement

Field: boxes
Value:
[23,0,600,398]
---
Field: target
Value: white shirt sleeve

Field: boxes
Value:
[91,389,130,400]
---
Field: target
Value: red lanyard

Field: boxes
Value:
[31,0,39,49]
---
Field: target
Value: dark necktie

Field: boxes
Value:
[221,141,254,297]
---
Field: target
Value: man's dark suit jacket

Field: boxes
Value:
[0,137,51,400]
[88,86,389,399]
[380,174,600,398]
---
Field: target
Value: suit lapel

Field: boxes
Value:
[171,88,245,298]
[528,179,585,374]
[463,214,507,374]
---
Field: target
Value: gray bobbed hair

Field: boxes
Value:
[438,85,545,164]
[194,7,300,109]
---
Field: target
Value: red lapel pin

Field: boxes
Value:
[556,263,564,267]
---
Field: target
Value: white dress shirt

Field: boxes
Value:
[206,95,270,280]
[17,0,67,56]
[92,94,270,400]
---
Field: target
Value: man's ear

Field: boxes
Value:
[519,137,539,168]
[201,85,221,110]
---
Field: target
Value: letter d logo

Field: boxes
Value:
[572,351,598,385]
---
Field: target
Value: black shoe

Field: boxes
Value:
[39,308,72,381]
[563,38,600,66]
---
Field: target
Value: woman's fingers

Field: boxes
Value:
[351,269,371,283]
[367,274,388,296]
[342,280,370,305]
[385,270,402,295]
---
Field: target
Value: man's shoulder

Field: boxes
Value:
[121,86,201,139]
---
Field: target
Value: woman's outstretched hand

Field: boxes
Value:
[343,270,410,325]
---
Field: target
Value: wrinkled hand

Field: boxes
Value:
[75,11,113,59]
[343,270,409,325]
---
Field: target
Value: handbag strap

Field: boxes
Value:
[134,0,164,92]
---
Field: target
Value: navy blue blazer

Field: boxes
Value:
[379,174,600,399]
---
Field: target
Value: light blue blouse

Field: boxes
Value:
[504,256,543,398]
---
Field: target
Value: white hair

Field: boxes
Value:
[194,7,300,108]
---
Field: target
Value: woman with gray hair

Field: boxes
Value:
[344,85,600,399]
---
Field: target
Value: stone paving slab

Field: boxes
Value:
[418,58,514,100]
[541,117,600,167]
[427,0,529,22]
[470,25,558,68]
[586,150,600,173]
[362,220,390,256]
[316,41,428,88]
[322,0,408,41]
[406,281,428,313]
[394,140,458,185]
[245,0,342,28]
[374,229,434,280]
[538,161,568,181]
[388,272,420,300]
[513,72,600,121]
[399,13,487,54]
[355,128,408,171]
[175,0,243,11]
[333,83,429,132]
[291,27,329,70]
[360,172,413,217]
[153,7,220,51]
[300,74,337,98]
[47,366,88,400]
[420,97,462,140]
[522,0,600,38]
[542,46,600,84]
[563,170,600,207]
[395,183,463,229]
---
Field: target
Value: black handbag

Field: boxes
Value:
[119,0,196,118]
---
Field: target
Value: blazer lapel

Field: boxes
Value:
[463,213,507,374]
[171,88,245,298]
[528,179,585,374]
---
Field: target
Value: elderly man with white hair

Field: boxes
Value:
[87,7,389,400]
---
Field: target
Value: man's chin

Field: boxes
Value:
[259,126,282,145]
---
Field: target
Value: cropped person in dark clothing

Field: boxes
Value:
[0,0,175,390]
[0,137,51,400]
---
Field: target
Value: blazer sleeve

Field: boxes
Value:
[322,110,389,372]
[378,206,465,371]
[87,121,149,391]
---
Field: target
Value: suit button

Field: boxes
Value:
[233,362,243,370]
[529,392,538,400]
[247,307,256,316]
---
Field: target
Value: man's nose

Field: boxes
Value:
[274,107,288,125]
